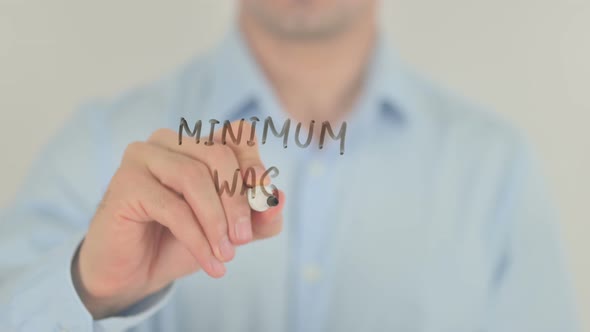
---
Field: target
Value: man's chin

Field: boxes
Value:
[243,4,371,41]
[267,18,356,41]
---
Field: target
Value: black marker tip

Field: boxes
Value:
[267,195,279,207]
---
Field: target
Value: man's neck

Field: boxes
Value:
[239,10,377,124]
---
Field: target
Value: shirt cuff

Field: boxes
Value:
[5,232,175,332]
[6,232,94,331]
[93,283,175,332]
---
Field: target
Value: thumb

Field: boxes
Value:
[252,190,286,240]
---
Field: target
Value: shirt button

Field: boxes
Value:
[308,160,325,177]
[302,265,322,283]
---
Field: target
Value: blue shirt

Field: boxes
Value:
[0,26,578,331]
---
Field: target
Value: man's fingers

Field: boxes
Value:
[148,130,254,246]
[138,175,226,278]
[251,190,286,240]
[126,142,235,264]
[196,146,253,245]
[146,128,284,246]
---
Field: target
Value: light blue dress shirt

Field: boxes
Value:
[0,26,579,332]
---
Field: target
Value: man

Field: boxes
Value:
[0,0,578,331]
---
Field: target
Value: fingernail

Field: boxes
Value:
[219,235,234,261]
[235,216,252,242]
[209,257,226,276]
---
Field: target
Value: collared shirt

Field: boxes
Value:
[0,25,578,332]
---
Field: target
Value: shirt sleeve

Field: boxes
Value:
[0,104,173,332]
[483,136,579,331]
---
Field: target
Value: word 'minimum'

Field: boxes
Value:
[178,116,347,155]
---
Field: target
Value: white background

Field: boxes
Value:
[1,1,588,329]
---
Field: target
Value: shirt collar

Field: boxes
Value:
[204,23,415,128]
[346,31,413,129]
[206,24,286,124]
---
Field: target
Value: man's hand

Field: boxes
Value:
[71,123,285,319]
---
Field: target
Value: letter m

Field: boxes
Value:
[178,117,203,145]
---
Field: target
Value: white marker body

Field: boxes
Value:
[247,185,277,212]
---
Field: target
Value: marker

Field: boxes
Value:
[247,185,279,212]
